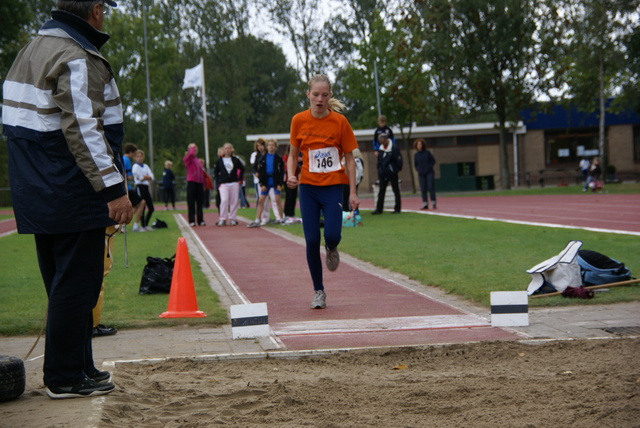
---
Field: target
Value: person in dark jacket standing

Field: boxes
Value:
[248,139,285,227]
[372,133,402,214]
[373,115,395,154]
[162,160,176,210]
[414,138,437,209]
[3,0,132,399]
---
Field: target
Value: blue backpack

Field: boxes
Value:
[577,250,632,286]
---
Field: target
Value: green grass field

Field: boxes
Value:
[0,217,227,336]
[1,184,638,336]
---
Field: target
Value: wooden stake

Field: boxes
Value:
[530,278,640,299]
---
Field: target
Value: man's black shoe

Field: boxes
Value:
[371,211,382,215]
[391,210,401,214]
[86,368,111,383]
[93,324,117,337]
[46,376,115,399]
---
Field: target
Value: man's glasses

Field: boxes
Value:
[101,3,110,16]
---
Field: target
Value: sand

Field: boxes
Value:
[95,339,639,427]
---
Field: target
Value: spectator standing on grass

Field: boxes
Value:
[237,155,251,208]
[162,160,176,210]
[200,158,214,209]
[584,157,602,192]
[213,146,224,211]
[3,0,132,399]
[373,115,394,156]
[579,157,590,188]
[132,150,155,231]
[288,74,360,310]
[414,138,437,210]
[184,143,205,226]
[248,139,285,227]
[252,139,280,223]
[250,139,267,205]
[123,143,146,231]
[342,147,364,211]
[214,142,245,226]
[372,133,402,214]
[283,146,302,218]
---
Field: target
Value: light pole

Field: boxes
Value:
[142,0,154,171]
[374,58,381,118]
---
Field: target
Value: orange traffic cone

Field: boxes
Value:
[160,237,206,318]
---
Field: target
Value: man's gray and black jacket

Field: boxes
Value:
[3,10,126,234]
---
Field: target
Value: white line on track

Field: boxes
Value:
[407,209,640,236]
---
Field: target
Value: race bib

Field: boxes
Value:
[308,147,341,173]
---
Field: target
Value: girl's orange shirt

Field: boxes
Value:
[289,109,359,186]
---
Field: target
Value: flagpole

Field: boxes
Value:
[200,57,210,172]
[142,0,154,171]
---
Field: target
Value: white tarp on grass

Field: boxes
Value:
[526,240,583,295]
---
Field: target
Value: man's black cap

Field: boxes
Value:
[77,0,118,6]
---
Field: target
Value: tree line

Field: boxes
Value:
[1,0,638,192]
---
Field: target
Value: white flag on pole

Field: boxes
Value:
[182,63,203,89]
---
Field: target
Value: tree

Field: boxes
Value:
[100,0,300,174]
[442,0,564,189]
[0,0,52,204]
[340,12,394,129]
[102,1,195,173]
[621,24,640,115]
[560,0,639,169]
[408,0,462,125]
[259,0,329,82]
[384,0,468,192]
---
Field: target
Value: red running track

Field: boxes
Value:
[359,193,640,234]
[191,215,519,350]
[3,193,638,235]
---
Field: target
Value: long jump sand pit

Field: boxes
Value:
[101,338,639,427]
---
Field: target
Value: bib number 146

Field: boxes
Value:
[308,147,341,173]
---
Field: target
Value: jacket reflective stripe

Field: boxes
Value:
[103,80,123,126]
[66,58,123,189]
[2,81,61,132]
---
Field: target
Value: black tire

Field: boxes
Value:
[0,355,25,402]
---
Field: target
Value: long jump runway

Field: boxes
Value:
[190,215,520,351]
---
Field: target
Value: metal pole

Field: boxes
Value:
[374,58,381,118]
[513,124,519,188]
[142,0,154,171]
[599,55,606,170]
[200,57,210,172]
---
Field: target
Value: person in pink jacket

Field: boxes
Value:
[183,143,206,226]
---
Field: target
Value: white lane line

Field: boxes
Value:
[407,209,640,236]
[273,314,490,336]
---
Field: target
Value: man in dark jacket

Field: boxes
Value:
[372,133,403,214]
[3,0,132,399]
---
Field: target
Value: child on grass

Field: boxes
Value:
[247,139,285,227]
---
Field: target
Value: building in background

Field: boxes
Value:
[248,102,640,194]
